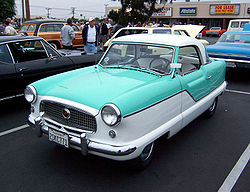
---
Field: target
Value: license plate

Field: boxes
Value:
[49,128,69,148]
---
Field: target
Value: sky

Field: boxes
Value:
[14,0,248,20]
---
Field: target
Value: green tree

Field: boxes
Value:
[0,0,16,21]
[108,0,171,26]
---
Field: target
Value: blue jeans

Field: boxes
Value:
[84,42,97,54]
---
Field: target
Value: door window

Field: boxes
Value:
[20,25,29,32]
[42,41,59,57]
[0,44,13,63]
[27,24,36,32]
[178,46,201,75]
[240,21,249,28]
[8,40,48,63]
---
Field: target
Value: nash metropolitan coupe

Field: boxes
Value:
[26,34,226,168]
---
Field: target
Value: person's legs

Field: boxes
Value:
[84,43,91,53]
[89,43,97,54]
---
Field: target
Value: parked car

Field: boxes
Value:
[0,35,101,102]
[18,19,83,49]
[104,25,208,50]
[26,34,226,169]
[206,31,250,68]
[206,27,226,37]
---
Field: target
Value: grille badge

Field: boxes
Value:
[62,108,71,119]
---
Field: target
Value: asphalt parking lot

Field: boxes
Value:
[0,37,249,192]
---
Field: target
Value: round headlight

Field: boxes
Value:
[101,104,121,126]
[24,86,37,103]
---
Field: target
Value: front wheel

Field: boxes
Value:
[131,142,155,170]
[204,97,218,118]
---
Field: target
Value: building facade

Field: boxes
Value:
[106,1,250,29]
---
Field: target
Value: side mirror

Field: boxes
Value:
[48,53,53,61]
[170,63,182,79]
[170,63,182,69]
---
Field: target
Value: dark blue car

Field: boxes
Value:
[206,31,250,68]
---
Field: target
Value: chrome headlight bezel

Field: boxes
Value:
[101,104,121,127]
[24,85,37,103]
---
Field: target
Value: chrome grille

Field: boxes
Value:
[40,101,97,132]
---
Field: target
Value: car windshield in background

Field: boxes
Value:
[210,27,221,30]
[100,43,174,75]
[116,29,148,38]
[218,33,250,44]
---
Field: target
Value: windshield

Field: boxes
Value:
[100,43,174,75]
[218,33,250,44]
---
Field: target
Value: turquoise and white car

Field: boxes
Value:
[26,34,226,168]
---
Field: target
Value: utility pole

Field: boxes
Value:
[46,8,52,18]
[71,7,76,18]
[22,0,25,23]
[104,4,108,18]
[25,0,30,20]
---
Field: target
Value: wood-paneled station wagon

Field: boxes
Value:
[26,34,226,168]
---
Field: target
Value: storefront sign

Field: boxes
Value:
[179,8,197,16]
[210,4,240,15]
[152,7,172,17]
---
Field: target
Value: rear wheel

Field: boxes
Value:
[204,97,218,118]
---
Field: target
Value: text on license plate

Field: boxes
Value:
[49,129,69,148]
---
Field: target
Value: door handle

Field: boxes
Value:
[19,68,28,72]
[207,75,212,79]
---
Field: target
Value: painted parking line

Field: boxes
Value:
[0,124,29,137]
[218,143,250,192]
[225,89,250,95]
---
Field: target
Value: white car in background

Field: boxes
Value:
[104,25,208,50]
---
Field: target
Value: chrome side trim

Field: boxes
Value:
[210,57,250,64]
[0,94,24,102]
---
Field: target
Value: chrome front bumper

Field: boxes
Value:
[28,116,136,157]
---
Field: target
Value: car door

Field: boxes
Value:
[0,44,17,100]
[7,39,75,92]
[176,45,212,127]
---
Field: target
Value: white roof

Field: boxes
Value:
[112,34,207,63]
[112,33,202,48]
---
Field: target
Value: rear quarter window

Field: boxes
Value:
[0,44,13,63]
[39,24,64,32]
[231,22,239,28]
[153,29,171,34]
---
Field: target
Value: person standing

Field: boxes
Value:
[82,17,99,54]
[99,19,108,51]
[0,21,5,36]
[3,20,17,35]
[60,18,75,49]
[106,19,112,38]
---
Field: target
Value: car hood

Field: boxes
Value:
[172,25,205,38]
[31,66,178,116]
[207,42,250,55]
